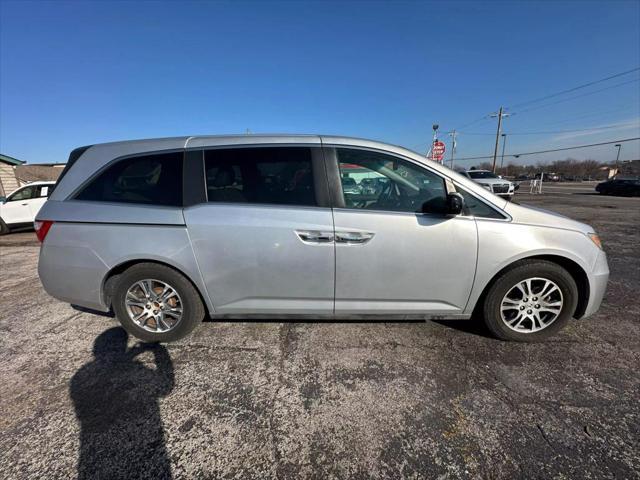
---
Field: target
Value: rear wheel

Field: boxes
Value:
[112,263,205,342]
[483,260,578,342]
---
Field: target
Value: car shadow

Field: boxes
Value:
[432,315,495,339]
[70,327,174,480]
[71,304,115,317]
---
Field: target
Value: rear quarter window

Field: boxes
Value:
[75,152,183,206]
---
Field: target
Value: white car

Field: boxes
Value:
[460,170,515,197]
[0,181,55,234]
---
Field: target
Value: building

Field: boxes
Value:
[0,153,66,197]
[0,153,24,197]
[15,163,66,184]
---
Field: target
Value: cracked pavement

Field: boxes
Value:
[0,188,639,479]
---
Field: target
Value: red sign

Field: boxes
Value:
[431,140,446,162]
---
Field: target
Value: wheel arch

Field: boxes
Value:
[471,254,590,319]
[102,259,213,315]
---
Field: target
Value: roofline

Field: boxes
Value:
[76,134,419,151]
[17,180,56,185]
[0,153,26,165]
[53,133,509,210]
[21,162,67,166]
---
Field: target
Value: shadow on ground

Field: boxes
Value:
[70,328,174,480]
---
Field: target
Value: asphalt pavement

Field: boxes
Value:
[1,184,638,479]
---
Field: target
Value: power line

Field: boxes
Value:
[542,104,639,127]
[514,77,640,115]
[459,122,640,136]
[507,66,640,109]
[451,115,492,132]
[443,67,640,139]
[448,137,640,162]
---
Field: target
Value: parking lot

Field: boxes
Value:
[0,184,638,479]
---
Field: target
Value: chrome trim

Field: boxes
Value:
[335,231,375,244]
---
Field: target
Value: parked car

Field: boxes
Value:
[359,177,388,195]
[459,169,516,197]
[535,172,560,182]
[595,176,640,197]
[0,181,55,234]
[36,135,608,343]
[560,175,580,182]
[340,176,361,195]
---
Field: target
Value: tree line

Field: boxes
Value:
[469,158,608,179]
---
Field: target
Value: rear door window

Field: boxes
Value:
[204,147,317,206]
[75,152,183,206]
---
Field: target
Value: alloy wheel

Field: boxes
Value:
[124,279,183,333]
[500,277,564,333]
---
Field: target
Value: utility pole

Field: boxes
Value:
[449,130,457,169]
[490,107,510,172]
[615,143,622,165]
[500,133,507,171]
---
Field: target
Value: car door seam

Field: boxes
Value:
[182,209,217,314]
[462,216,481,313]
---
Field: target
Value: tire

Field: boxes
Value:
[482,260,578,342]
[112,263,205,343]
[0,218,9,235]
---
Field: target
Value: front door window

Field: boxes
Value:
[336,148,446,213]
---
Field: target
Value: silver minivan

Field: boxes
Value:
[36,135,609,342]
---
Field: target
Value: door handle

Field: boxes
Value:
[335,231,375,244]
[296,230,334,244]
[21,203,29,206]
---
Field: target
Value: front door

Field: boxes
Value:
[2,185,38,225]
[329,147,478,315]
[184,146,335,314]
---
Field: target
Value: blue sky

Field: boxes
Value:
[1,0,639,165]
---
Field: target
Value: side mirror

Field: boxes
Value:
[446,192,464,215]
[421,193,464,216]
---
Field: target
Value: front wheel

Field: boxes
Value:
[482,260,578,342]
[112,263,205,342]
[0,218,9,235]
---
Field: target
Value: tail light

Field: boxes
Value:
[34,220,54,243]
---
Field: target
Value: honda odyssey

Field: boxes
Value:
[36,135,609,342]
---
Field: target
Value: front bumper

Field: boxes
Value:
[581,250,610,318]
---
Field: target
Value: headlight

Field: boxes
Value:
[587,232,603,250]
[480,183,492,191]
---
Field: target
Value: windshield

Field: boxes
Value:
[468,171,498,179]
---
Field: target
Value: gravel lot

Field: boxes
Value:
[1,185,639,479]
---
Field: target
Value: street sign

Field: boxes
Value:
[431,140,446,162]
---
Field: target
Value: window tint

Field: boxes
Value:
[337,148,446,213]
[457,187,504,219]
[76,152,183,206]
[468,171,498,179]
[8,186,37,201]
[204,147,316,206]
